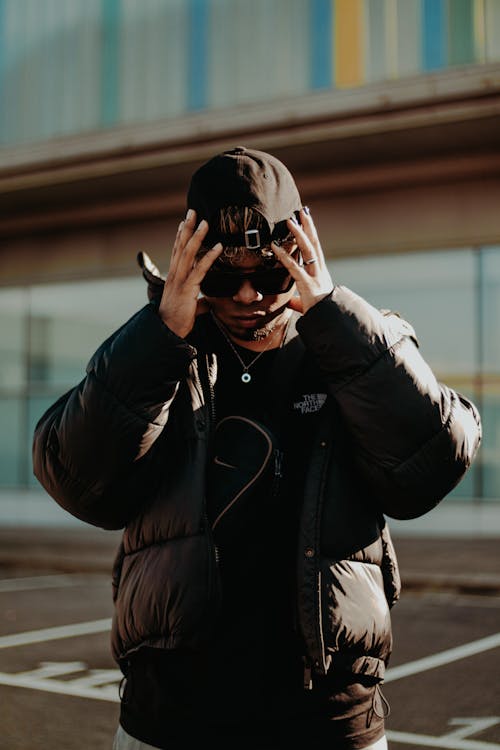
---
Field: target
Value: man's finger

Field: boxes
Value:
[299,207,318,242]
[169,221,185,268]
[272,244,308,282]
[178,209,197,246]
[191,243,223,281]
[171,209,198,266]
[176,219,210,277]
[285,218,317,261]
[297,210,326,266]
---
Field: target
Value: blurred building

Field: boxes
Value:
[1,0,499,523]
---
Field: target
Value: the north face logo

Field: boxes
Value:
[292,393,327,414]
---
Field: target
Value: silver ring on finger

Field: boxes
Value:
[303,258,317,266]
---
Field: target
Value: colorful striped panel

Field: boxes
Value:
[335,0,365,87]
[448,0,475,66]
[310,0,333,89]
[422,0,447,70]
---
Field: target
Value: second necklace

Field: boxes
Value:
[211,312,289,384]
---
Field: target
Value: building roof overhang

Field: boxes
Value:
[1,63,500,238]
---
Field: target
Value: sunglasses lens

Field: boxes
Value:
[201,270,293,297]
[253,268,293,295]
[200,275,241,297]
[201,254,298,298]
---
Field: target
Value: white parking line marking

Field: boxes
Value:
[0,574,103,593]
[1,621,499,714]
[446,718,500,740]
[0,660,121,702]
[70,668,121,688]
[0,618,111,649]
[14,661,87,679]
[385,632,500,682]
[386,729,500,749]
[0,669,119,703]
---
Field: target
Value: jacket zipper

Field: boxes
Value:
[273,448,284,498]
[206,352,217,432]
[202,353,220,598]
[297,425,332,678]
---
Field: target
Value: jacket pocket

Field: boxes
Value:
[321,558,392,679]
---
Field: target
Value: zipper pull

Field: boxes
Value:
[303,659,313,690]
[274,449,284,479]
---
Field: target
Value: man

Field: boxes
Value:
[33,146,481,750]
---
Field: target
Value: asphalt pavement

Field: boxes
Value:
[0,524,499,596]
[1,524,500,750]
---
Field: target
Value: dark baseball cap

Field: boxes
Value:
[186,146,303,251]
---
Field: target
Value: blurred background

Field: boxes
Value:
[1,0,499,532]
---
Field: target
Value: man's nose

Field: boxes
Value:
[232,279,263,304]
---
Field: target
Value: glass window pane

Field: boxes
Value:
[0,398,23,487]
[28,277,145,389]
[120,0,187,122]
[482,246,500,374]
[480,246,500,499]
[331,249,476,377]
[0,275,146,491]
[0,288,28,389]
[482,391,500,500]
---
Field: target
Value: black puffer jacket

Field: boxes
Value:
[32,286,481,682]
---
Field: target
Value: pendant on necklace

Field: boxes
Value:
[241,372,251,384]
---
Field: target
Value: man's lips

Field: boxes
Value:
[234,314,264,327]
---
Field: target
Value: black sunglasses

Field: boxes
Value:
[200,250,301,298]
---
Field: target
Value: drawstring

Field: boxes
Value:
[118,675,127,701]
[367,683,391,727]
[119,660,132,704]
[303,657,313,690]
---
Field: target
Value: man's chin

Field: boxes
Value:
[215,305,291,343]
[230,324,270,342]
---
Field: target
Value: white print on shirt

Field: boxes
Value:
[292,393,327,415]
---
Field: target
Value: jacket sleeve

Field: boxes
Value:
[32,303,197,530]
[296,286,482,520]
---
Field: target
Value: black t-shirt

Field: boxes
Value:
[120,317,341,749]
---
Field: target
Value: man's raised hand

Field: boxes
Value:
[158,210,222,338]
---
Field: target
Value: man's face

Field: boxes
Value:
[202,250,297,342]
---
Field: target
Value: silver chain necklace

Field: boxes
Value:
[211,312,289,383]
